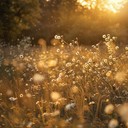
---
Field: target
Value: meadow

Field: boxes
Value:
[0,35,128,128]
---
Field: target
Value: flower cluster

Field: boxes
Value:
[0,35,128,128]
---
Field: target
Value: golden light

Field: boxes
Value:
[77,0,128,13]
[105,0,127,13]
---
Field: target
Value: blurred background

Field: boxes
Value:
[0,0,128,45]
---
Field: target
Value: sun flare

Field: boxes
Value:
[105,0,127,13]
[77,0,128,13]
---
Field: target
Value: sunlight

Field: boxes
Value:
[105,0,127,13]
[77,0,128,13]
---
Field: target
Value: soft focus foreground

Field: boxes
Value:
[0,35,128,128]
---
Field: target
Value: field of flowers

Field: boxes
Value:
[0,35,128,128]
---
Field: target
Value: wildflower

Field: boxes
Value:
[106,99,109,102]
[108,119,118,128]
[109,55,113,59]
[1,115,4,118]
[106,71,112,77]
[114,71,127,83]
[54,35,61,40]
[19,94,23,98]
[104,104,114,114]
[66,62,72,67]
[46,58,58,68]
[73,81,76,84]
[19,54,24,59]
[117,103,128,122]
[104,59,108,63]
[72,58,76,62]
[115,46,119,50]
[71,86,79,94]
[107,34,110,37]
[50,92,61,101]
[33,73,44,83]
[56,49,60,53]
[26,93,32,98]
[88,58,92,63]
[65,103,75,111]
[109,62,113,65]
[56,77,62,83]
[89,101,95,105]
[76,51,80,55]
[102,35,106,38]
[25,83,29,86]
[112,37,117,41]
[9,97,17,101]
[95,63,99,67]
[113,58,116,61]
[125,46,128,51]
[84,63,89,68]
[37,61,47,69]
[59,72,64,77]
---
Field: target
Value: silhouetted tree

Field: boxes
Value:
[0,0,41,44]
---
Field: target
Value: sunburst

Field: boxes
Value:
[105,0,127,13]
[77,0,128,13]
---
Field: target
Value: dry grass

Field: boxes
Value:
[0,35,128,128]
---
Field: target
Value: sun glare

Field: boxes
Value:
[105,0,127,13]
[77,0,128,13]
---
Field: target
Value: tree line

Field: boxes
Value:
[0,0,128,45]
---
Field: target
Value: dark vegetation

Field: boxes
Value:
[0,0,128,45]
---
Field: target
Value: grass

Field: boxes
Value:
[0,35,128,128]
